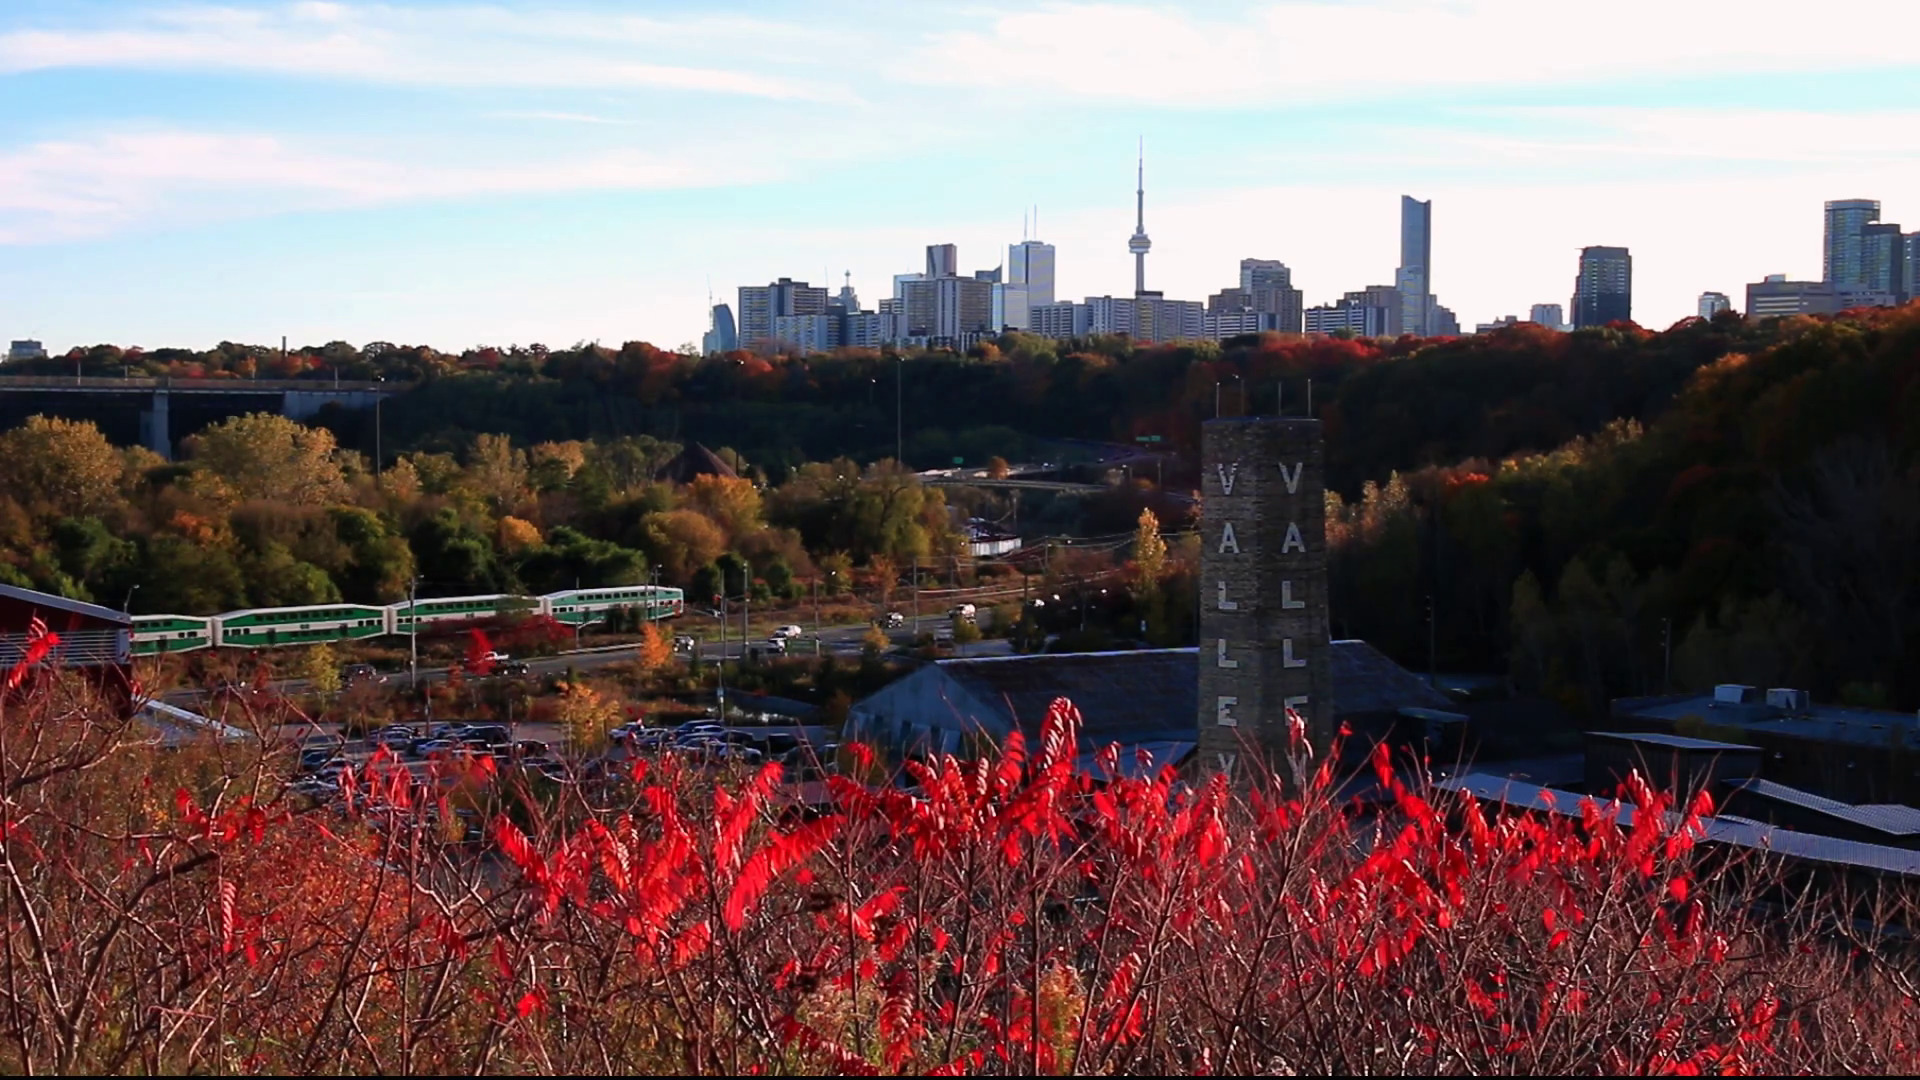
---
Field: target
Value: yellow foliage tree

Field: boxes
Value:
[635,622,673,680]
[556,682,624,752]
[186,413,347,506]
[497,515,543,554]
[1133,507,1168,588]
[0,415,124,519]
[684,473,764,540]
[466,433,529,512]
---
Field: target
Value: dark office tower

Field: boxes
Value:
[1905,232,1920,305]
[1396,195,1431,335]
[925,243,958,279]
[1571,246,1632,329]
[1824,199,1880,288]
[1861,222,1904,303]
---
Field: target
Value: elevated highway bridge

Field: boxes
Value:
[0,375,396,459]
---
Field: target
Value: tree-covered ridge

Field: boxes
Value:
[10,304,1920,708]
[1323,305,1920,711]
[15,314,1776,490]
[0,410,961,618]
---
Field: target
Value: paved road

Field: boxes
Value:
[164,613,1011,705]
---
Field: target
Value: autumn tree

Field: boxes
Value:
[868,552,899,607]
[0,416,124,520]
[986,455,1011,479]
[496,516,541,556]
[556,681,623,751]
[1133,507,1168,588]
[639,509,728,584]
[186,412,347,505]
[301,642,343,696]
[683,473,764,540]
[466,433,529,511]
[635,622,673,682]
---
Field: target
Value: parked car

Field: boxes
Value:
[288,777,340,800]
[410,738,457,758]
[513,739,550,758]
[464,724,510,745]
[301,753,349,775]
[771,624,804,641]
[372,727,415,751]
[429,723,472,740]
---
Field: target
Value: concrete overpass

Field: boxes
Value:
[917,473,1112,495]
[0,375,395,459]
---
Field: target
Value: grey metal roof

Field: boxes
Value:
[1438,773,1920,879]
[1729,778,1920,838]
[1329,639,1456,713]
[1589,730,1759,752]
[936,648,1199,744]
[926,640,1453,744]
[0,583,131,626]
[1614,692,1920,751]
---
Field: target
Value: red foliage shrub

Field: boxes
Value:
[4,678,1919,1074]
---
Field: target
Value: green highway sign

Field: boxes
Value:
[1135,435,1162,443]
[953,456,965,464]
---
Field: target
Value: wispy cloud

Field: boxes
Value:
[489,110,638,126]
[0,130,730,244]
[900,0,1918,106]
[0,2,856,103]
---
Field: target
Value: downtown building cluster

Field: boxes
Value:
[1736,200,1919,319]
[701,155,1919,357]
[707,152,1428,356]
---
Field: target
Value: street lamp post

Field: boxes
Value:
[407,576,420,689]
[122,584,140,614]
[373,375,385,488]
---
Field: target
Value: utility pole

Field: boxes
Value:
[373,375,385,488]
[1662,617,1673,692]
[1426,594,1437,689]
[407,576,420,690]
[912,558,920,631]
[717,597,727,715]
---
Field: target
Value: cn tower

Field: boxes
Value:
[1127,138,1151,297]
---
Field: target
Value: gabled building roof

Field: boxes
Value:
[849,641,1457,757]
[654,443,738,485]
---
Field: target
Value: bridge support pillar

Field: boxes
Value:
[139,389,171,460]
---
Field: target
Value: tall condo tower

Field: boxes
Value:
[1396,196,1432,336]
[1128,140,1152,296]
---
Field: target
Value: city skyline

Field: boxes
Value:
[2,0,1918,351]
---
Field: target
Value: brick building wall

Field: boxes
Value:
[1196,419,1335,775]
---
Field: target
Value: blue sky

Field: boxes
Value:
[2,0,1917,352]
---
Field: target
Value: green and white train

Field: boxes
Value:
[129,585,685,657]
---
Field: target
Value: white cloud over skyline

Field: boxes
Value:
[0,1,1916,349]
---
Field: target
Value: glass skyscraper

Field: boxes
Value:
[1396,196,1431,336]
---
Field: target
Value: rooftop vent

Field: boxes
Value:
[1713,684,1760,706]
[1765,688,1811,712]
